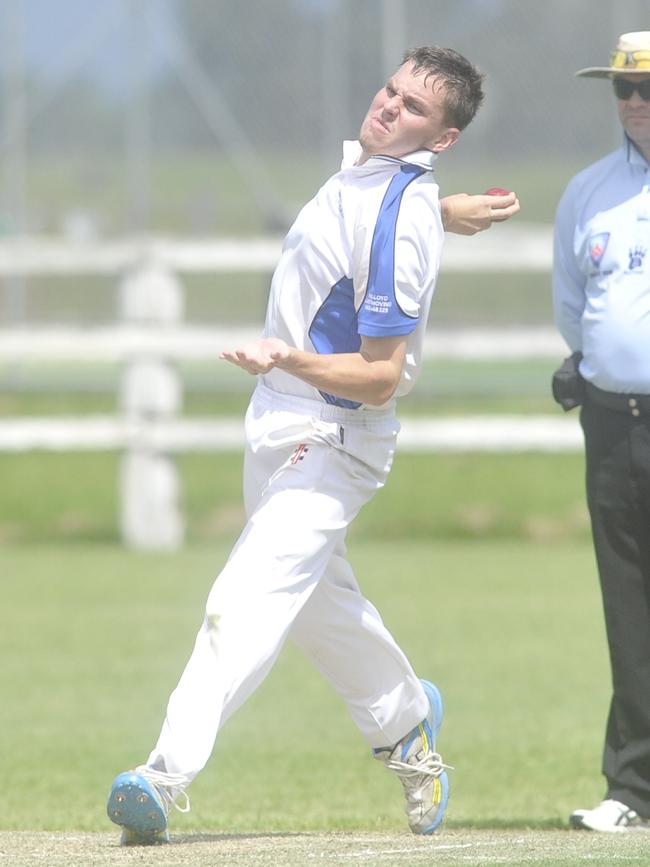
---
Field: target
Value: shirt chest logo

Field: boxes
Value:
[628,244,647,270]
[588,232,610,267]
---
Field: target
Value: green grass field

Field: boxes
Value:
[5,537,639,866]
[0,449,589,546]
[3,537,608,835]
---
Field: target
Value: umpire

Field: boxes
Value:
[553,31,650,833]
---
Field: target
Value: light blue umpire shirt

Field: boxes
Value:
[553,135,650,394]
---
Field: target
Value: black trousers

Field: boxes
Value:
[580,399,650,816]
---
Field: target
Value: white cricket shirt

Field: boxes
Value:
[260,140,444,409]
[553,135,650,393]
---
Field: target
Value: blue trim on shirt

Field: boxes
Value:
[359,163,425,337]
[308,276,362,409]
[307,164,425,409]
[309,276,360,355]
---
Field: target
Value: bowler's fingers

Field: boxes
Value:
[220,346,272,375]
[488,192,520,222]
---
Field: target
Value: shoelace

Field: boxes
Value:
[134,765,191,814]
[385,752,454,780]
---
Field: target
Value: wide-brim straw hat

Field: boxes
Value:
[576,31,650,77]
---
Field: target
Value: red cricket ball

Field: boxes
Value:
[485,187,511,196]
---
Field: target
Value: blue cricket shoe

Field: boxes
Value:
[107,766,189,846]
[374,679,451,833]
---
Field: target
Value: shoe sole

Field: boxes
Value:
[569,811,590,831]
[569,812,640,833]
[418,679,449,834]
[107,772,169,845]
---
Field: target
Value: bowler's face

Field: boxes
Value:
[616,74,650,154]
[358,61,459,160]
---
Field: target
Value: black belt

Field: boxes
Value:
[585,381,650,417]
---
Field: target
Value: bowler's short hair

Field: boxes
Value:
[403,46,485,130]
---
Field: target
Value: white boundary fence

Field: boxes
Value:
[0,228,579,548]
[0,413,581,454]
[0,224,553,274]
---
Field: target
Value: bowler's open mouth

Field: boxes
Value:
[371,117,390,133]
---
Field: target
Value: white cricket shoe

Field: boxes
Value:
[570,798,650,832]
[374,679,451,834]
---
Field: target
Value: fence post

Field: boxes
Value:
[118,255,185,550]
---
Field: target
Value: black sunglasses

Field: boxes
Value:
[613,78,650,101]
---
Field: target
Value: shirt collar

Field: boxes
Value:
[341,140,437,171]
[624,133,650,169]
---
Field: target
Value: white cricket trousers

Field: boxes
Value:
[147,383,429,782]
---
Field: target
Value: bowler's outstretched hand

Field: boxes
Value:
[220,338,291,375]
